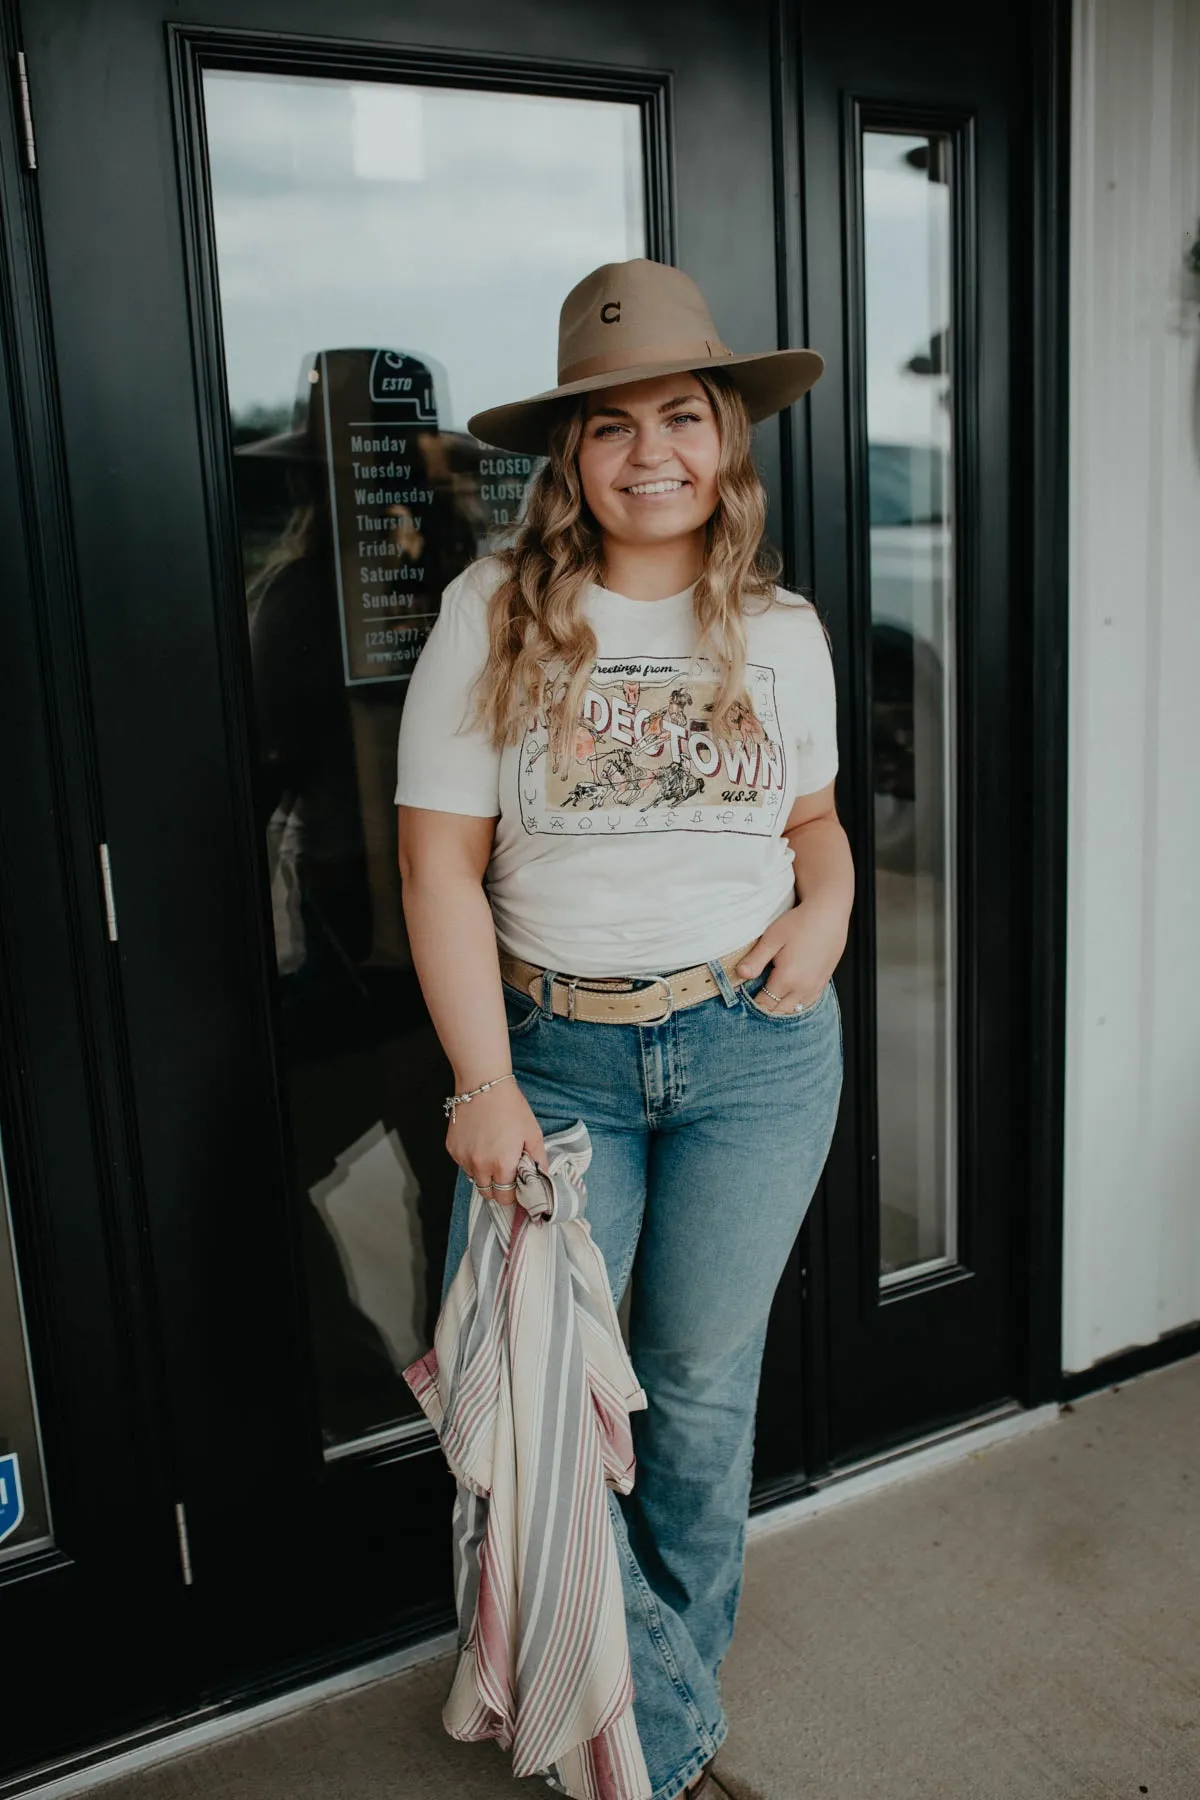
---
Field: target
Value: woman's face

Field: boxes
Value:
[576,373,721,548]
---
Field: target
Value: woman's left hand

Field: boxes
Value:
[736,900,848,1013]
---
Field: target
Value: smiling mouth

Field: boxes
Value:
[621,478,689,496]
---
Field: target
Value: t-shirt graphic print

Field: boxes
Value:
[520,656,787,837]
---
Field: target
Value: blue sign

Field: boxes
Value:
[0,1453,24,1545]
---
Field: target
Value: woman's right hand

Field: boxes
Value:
[447,1079,546,1203]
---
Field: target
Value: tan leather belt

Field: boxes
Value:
[498,941,757,1026]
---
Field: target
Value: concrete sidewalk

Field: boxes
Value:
[87,1358,1200,1800]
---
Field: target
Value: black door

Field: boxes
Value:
[10,0,807,1730]
[795,1,1033,1464]
[3,0,1047,1770]
[0,69,181,1765]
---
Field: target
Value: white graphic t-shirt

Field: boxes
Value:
[394,557,839,975]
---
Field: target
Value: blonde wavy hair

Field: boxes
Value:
[471,368,782,755]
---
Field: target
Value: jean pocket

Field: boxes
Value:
[740,970,831,1023]
[501,978,542,1037]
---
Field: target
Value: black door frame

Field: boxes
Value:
[767,0,1074,1470]
[165,10,817,1504]
[0,0,1072,1781]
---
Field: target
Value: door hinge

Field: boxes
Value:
[174,1501,194,1586]
[15,52,36,172]
[98,842,118,941]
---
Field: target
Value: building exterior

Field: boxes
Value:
[1063,0,1200,1376]
[0,0,1195,1787]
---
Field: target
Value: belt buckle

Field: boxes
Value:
[636,975,675,1025]
[561,970,675,1024]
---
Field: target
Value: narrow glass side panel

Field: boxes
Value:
[0,1129,53,1560]
[861,129,958,1283]
[201,70,645,1456]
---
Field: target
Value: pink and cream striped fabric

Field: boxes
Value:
[404,1121,653,1800]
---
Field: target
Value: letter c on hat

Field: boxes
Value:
[600,301,621,324]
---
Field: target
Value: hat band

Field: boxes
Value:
[557,337,733,386]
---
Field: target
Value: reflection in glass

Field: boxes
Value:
[0,1130,52,1560]
[202,70,645,1453]
[862,129,957,1281]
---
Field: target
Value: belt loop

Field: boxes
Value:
[539,967,558,1020]
[707,956,740,1008]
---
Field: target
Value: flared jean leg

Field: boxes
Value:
[616,988,843,1688]
[618,1321,768,1688]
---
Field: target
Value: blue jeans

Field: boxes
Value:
[440,955,844,1800]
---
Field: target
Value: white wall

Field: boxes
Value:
[1063,0,1200,1371]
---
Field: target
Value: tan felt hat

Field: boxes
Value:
[467,258,824,454]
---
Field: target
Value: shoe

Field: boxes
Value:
[684,1758,717,1797]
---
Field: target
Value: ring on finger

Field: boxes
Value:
[761,984,782,1003]
[490,1178,518,1191]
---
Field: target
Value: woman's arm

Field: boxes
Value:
[735,780,855,1008]
[783,780,855,936]
[398,805,545,1194]
[397,806,507,1090]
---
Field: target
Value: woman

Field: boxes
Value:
[395,259,854,1800]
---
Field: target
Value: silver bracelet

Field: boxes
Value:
[443,1071,515,1124]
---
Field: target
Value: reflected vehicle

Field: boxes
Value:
[867,435,955,1277]
[868,440,948,877]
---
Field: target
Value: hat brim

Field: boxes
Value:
[466,347,824,455]
[233,427,318,463]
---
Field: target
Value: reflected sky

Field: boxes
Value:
[862,133,951,448]
[204,73,645,430]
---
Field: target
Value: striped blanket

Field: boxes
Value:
[404,1121,652,1799]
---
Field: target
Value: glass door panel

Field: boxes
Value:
[861,128,958,1283]
[201,70,646,1456]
